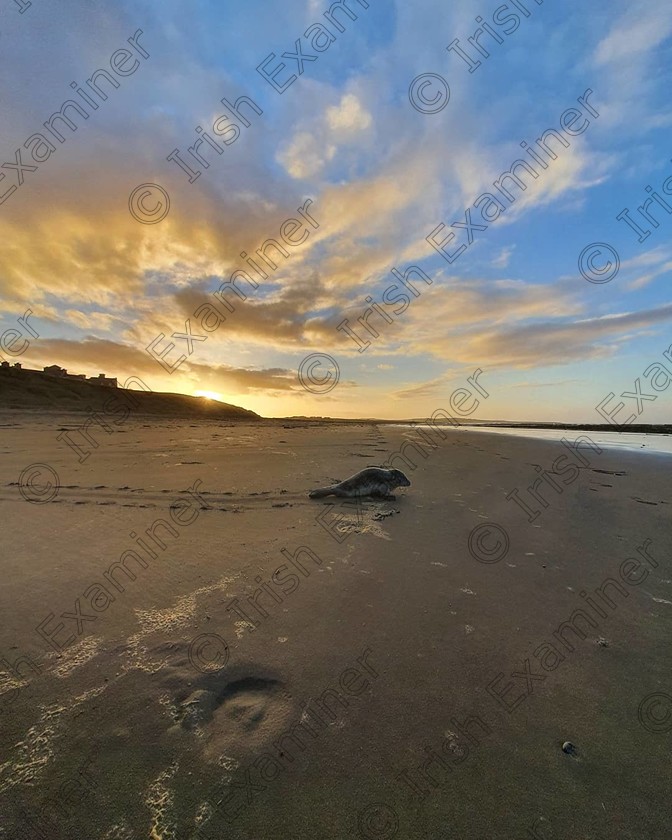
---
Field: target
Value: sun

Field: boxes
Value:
[194,389,225,402]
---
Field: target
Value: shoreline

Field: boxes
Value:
[2,408,671,436]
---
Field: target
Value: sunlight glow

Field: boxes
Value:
[194,389,225,402]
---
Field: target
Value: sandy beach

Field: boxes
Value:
[1,414,670,839]
[4,1,672,836]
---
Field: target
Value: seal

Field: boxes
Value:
[308,467,411,500]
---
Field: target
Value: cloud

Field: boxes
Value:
[278,92,372,180]
[492,246,515,269]
[628,262,672,291]
[590,0,672,132]
[391,373,464,400]
[277,132,337,179]
[20,337,303,394]
[63,310,126,332]
[594,5,672,65]
[509,379,583,389]
[414,302,672,370]
[619,249,672,291]
[326,93,372,133]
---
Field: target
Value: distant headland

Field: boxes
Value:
[0,362,259,420]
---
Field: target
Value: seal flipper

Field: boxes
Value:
[308,487,334,499]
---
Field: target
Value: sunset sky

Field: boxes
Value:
[1,0,671,421]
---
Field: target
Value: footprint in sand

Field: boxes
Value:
[173,670,293,761]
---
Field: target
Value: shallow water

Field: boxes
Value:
[402,424,672,456]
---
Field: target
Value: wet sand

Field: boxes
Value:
[1,414,671,839]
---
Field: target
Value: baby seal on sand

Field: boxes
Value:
[308,467,410,500]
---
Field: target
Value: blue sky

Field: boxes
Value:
[1,0,671,421]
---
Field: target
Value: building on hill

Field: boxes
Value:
[3,363,118,386]
[88,373,118,387]
[43,364,67,376]
[1,362,30,371]
[40,365,117,386]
